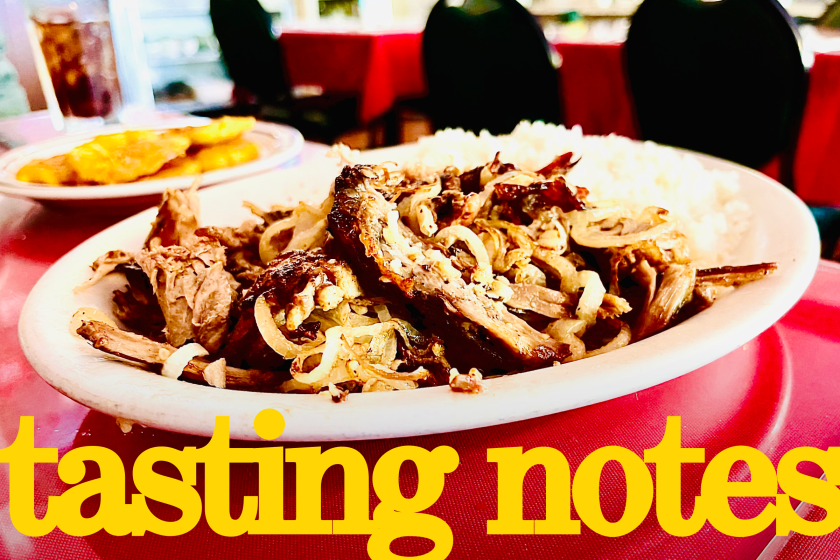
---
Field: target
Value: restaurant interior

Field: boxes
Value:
[1,0,840,558]
[4,0,840,252]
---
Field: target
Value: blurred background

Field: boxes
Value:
[3,0,840,258]
[1,0,439,121]
[2,0,839,148]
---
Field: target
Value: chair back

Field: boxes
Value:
[423,0,562,134]
[210,0,289,102]
[625,0,806,169]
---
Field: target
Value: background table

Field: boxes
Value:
[279,29,840,205]
[280,29,426,126]
[1,113,839,559]
[793,52,840,207]
[278,30,637,137]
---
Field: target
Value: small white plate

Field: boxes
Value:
[18,144,820,441]
[0,119,304,209]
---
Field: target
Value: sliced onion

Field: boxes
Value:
[70,308,116,336]
[583,322,632,359]
[317,301,379,328]
[346,313,380,327]
[569,208,675,248]
[537,228,567,252]
[546,318,587,339]
[370,363,427,382]
[417,204,438,237]
[363,378,415,392]
[408,178,442,232]
[326,143,360,164]
[559,335,587,363]
[258,216,297,264]
[292,322,398,385]
[333,321,399,340]
[295,328,344,384]
[513,263,546,286]
[576,271,606,326]
[254,295,323,359]
[162,343,208,379]
[374,304,392,322]
[368,329,398,366]
[392,318,425,344]
[502,247,532,272]
[74,251,134,294]
[287,194,333,252]
[478,170,539,208]
[435,225,490,264]
[479,230,502,265]
[383,209,410,250]
[279,378,319,393]
[202,358,227,388]
[532,248,581,293]
[506,224,537,250]
[287,217,328,252]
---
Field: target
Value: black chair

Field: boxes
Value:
[625,0,807,172]
[422,0,562,134]
[208,0,358,143]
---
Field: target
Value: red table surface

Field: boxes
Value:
[793,52,840,207]
[1,191,840,558]
[280,31,426,125]
[280,32,840,195]
[553,42,639,140]
[279,30,637,138]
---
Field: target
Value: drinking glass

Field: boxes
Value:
[25,0,123,132]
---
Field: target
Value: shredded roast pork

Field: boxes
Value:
[72,149,776,399]
[329,165,567,373]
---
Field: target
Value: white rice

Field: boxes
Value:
[410,121,752,267]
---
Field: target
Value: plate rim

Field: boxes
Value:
[17,142,821,441]
[0,120,304,201]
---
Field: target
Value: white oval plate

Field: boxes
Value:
[0,119,304,203]
[18,145,820,441]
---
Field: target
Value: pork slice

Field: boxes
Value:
[695,263,777,288]
[144,187,201,249]
[223,250,361,369]
[328,165,566,373]
[74,250,135,294]
[635,264,696,340]
[136,240,236,353]
[192,262,236,354]
[76,320,280,390]
[194,221,265,288]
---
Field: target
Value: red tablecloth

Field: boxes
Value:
[283,31,840,190]
[553,42,639,139]
[1,177,840,557]
[280,30,426,125]
[279,30,638,137]
[794,52,840,207]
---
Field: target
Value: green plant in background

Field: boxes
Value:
[0,33,30,118]
[319,0,360,17]
[0,31,31,118]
